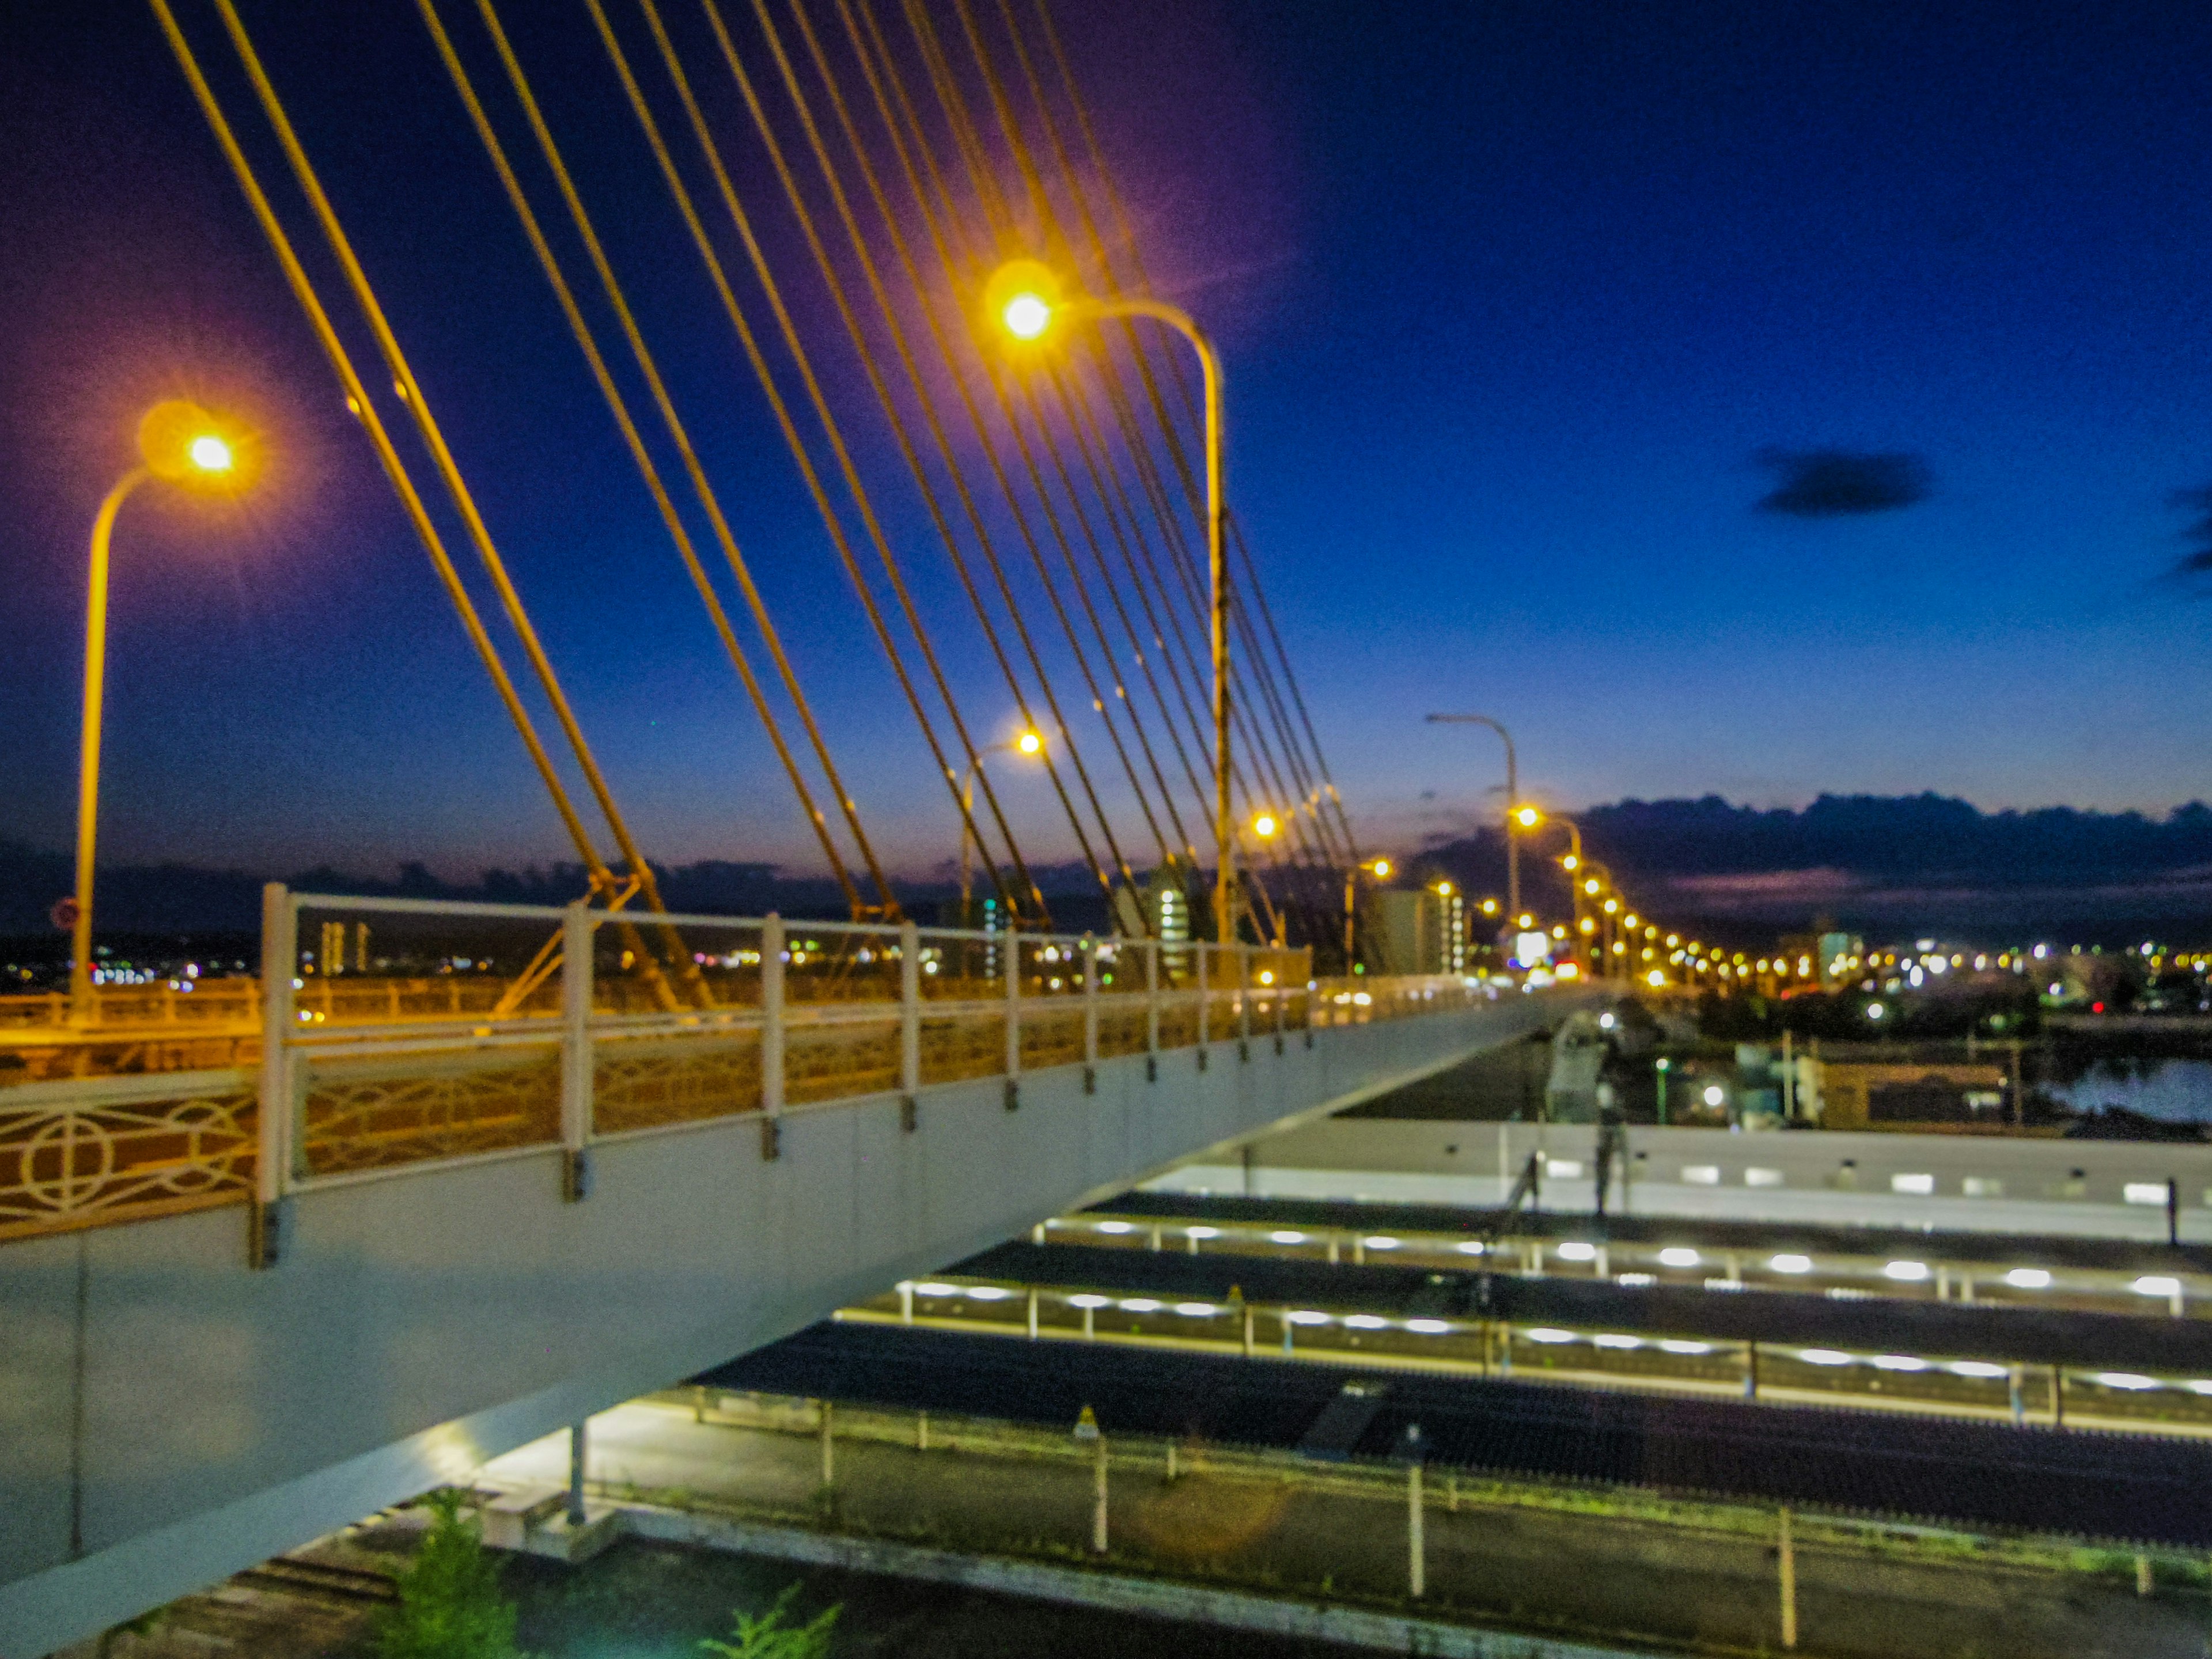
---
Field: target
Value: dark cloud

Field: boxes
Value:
[2168,484,2212,578]
[1753,449,1931,517]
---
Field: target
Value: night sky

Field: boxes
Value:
[3,1,2210,885]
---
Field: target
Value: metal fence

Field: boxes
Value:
[1,886,1488,1247]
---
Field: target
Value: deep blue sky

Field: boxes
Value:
[3,1,2210,883]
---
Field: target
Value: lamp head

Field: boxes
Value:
[1369,857,1392,880]
[1252,812,1279,840]
[1559,854,1579,871]
[1015,729,1044,756]
[986,259,1062,343]
[1511,805,1543,830]
[139,399,247,486]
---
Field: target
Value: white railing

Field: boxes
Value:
[2,885,1510,1251]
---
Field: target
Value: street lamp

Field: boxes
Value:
[1425,714,1519,919]
[988,260,1233,945]
[71,400,249,1021]
[958,728,1044,917]
[1343,856,1392,971]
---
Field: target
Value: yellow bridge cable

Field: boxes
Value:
[945,0,1340,904]
[887,0,1305,930]
[764,0,1206,899]
[203,0,704,1004]
[565,0,1035,926]
[931,0,1340,930]
[1026,0,1361,866]
[828,0,1212,890]
[719,0,1173,896]
[147,0,684,1008]
[417,0,890,922]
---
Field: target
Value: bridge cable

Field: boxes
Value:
[191,0,703,1006]
[686,0,1135,918]
[828,0,1222,896]
[582,0,1035,929]
[897,0,1322,937]
[1027,0,1362,866]
[417,0,888,922]
[740,0,1171,915]
[864,0,1222,881]
[964,0,1353,908]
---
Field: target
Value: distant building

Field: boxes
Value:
[1369,890,1445,975]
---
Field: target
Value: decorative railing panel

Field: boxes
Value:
[0,1071,256,1241]
[298,1046,563,1177]
[593,1030,762,1134]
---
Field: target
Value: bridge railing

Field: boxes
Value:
[1,886,1505,1250]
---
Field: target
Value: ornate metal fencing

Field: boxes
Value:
[1,887,1504,1249]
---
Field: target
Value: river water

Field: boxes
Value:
[2047,1059,2212,1125]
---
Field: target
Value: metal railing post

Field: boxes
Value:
[560,900,593,1201]
[1237,943,1252,1060]
[1004,927,1022,1109]
[761,913,785,1159]
[252,882,296,1268]
[1082,935,1099,1092]
[1196,941,1210,1065]
[899,919,921,1120]
[1145,939,1161,1081]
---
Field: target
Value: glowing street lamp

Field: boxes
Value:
[71,400,250,1021]
[1252,811,1280,840]
[988,260,1234,945]
[959,729,1046,916]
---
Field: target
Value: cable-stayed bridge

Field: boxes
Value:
[0,3,1628,1650]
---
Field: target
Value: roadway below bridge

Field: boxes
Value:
[0,967,1584,1657]
[479,1388,2210,1659]
[702,1320,2212,1551]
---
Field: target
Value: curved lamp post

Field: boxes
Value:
[988,261,1232,944]
[71,400,249,1021]
[1425,714,1519,921]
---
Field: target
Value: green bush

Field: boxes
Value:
[699,1584,839,1659]
[377,1491,524,1659]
